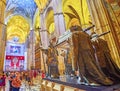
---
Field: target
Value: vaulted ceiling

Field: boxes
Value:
[0,0,48,44]
[1,0,119,44]
[1,0,93,44]
[5,0,37,43]
[4,0,48,44]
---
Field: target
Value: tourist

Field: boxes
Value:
[0,72,6,91]
[12,72,21,91]
[1,73,6,91]
[0,73,3,91]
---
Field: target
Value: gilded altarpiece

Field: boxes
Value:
[104,0,120,47]
[86,0,120,67]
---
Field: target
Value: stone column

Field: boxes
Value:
[53,0,66,36]
[31,30,35,69]
[40,13,49,48]
[1,40,6,71]
[86,0,120,67]
[27,48,31,70]
[27,30,35,70]
[0,0,6,71]
[27,36,31,70]
[39,14,49,73]
[24,51,27,70]
[0,26,6,71]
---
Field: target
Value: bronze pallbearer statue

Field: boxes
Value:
[70,25,113,85]
[91,32,120,82]
[46,42,59,78]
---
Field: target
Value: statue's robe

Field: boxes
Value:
[58,56,65,76]
[92,38,120,81]
[71,30,113,85]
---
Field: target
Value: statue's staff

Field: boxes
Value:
[98,31,110,37]
[91,31,110,39]
[83,25,95,32]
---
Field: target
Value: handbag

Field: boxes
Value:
[0,79,3,84]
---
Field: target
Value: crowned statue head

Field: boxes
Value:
[90,32,99,41]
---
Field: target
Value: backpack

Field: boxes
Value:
[12,78,21,88]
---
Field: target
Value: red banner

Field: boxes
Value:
[5,55,24,71]
[6,55,24,60]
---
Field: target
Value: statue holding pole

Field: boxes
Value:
[91,31,120,82]
[46,41,59,78]
[70,25,113,85]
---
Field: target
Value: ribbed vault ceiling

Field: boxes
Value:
[5,0,47,43]
[3,0,120,44]
[5,0,91,43]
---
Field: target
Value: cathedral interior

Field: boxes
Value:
[0,0,120,91]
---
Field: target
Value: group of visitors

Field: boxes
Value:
[0,71,21,91]
[0,70,41,91]
[7,71,36,91]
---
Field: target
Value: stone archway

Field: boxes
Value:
[62,0,92,30]
[45,7,55,34]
